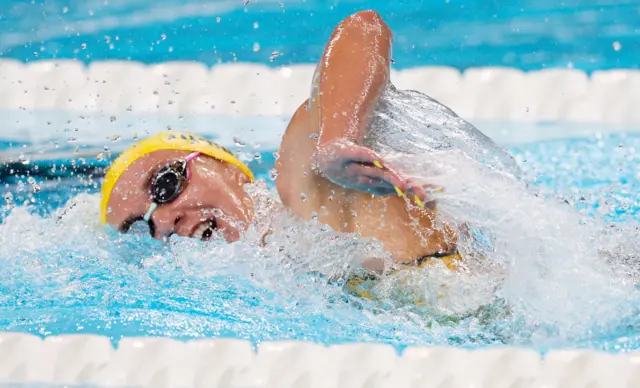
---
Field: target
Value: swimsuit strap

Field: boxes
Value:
[414,251,462,271]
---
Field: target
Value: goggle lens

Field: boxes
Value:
[151,161,187,203]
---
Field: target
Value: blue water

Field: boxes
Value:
[1,0,639,71]
[1,131,640,353]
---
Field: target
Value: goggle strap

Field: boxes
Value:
[143,202,158,222]
[184,152,200,163]
[184,152,200,180]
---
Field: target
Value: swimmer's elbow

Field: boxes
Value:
[343,10,392,37]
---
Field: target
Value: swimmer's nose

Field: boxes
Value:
[149,207,184,240]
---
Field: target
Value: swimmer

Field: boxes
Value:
[100,10,514,299]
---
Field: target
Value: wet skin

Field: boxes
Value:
[105,10,459,267]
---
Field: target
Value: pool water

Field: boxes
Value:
[1,0,639,72]
[1,130,640,353]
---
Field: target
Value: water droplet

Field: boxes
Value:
[18,154,29,165]
[269,169,278,180]
[311,211,318,220]
[253,42,260,52]
[234,137,247,147]
[613,41,622,51]
[216,17,221,23]
[253,22,259,29]
[243,0,250,4]
[96,152,104,161]
[81,43,87,50]
[110,116,116,122]
[161,34,167,40]
[253,152,261,160]
[3,192,14,206]
[269,51,281,62]
[300,192,307,201]
[109,135,121,142]
[62,6,68,13]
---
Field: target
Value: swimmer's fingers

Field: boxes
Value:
[316,140,392,171]
[316,141,443,207]
[401,183,439,210]
[340,164,441,208]
[333,162,400,195]
[316,141,396,188]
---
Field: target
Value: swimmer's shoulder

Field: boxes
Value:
[275,98,319,206]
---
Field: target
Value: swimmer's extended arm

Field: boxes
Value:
[315,10,392,147]
[314,11,438,206]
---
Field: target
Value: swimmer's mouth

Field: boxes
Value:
[191,218,218,241]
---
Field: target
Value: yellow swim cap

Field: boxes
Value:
[100,131,254,225]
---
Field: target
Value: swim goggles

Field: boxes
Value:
[143,151,200,222]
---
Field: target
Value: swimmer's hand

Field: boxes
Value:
[315,140,441,208]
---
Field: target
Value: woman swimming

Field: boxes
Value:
[100,10,518,297]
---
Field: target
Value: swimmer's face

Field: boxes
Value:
[105,150,254,242]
